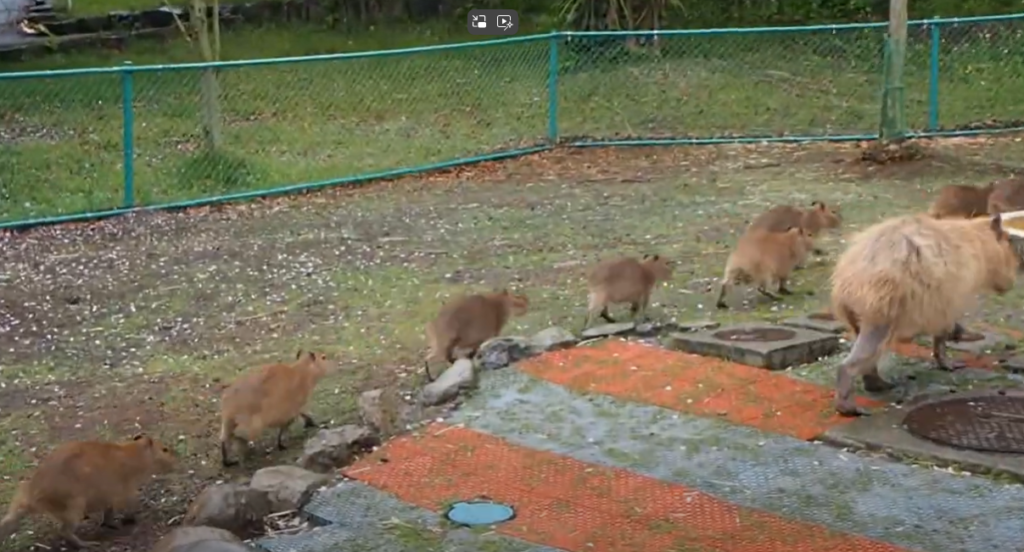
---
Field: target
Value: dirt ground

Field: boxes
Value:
[2,137,1024,551]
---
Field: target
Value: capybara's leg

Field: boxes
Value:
[300,412,318,428]
[933,333,966,371]
[835,324,889,417]
[949,322,967,342]
[756,286,781,301]
[777,278,794,295]
[599,307,616,324]
[862,361,896,393]
[58,498,98,549]
[715,281,731,310]
[100,507,118,529]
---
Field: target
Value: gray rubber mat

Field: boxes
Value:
[443,368,1024,552]
[254,479,566,552]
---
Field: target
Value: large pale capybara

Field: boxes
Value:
[927,183,994,219]
[715,227,814,309]
[829,214,1019,416]
[424,289,530,381]
[584,254,673,328]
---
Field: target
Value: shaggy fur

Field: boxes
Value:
[584,254,673,329]
[927,183,994,219]
[716,227,813,309]
[830,214,1018,416]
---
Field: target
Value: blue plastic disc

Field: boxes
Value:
[445,500,516,526]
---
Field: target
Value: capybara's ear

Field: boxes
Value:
[132,434,145,441]
[811,200,824,209]
[295,350,304,360]
[642,253,651,260]
[991,214,1006,238]
[651,254,660,261]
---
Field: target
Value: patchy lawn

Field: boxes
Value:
[2,137,1024,550]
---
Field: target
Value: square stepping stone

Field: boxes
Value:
[666,323,840,370]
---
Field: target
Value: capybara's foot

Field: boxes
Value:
[862,374,896,393]
[936,359,967,371]
[835,402,870,417]
[778,287,794,296]
[716,301,728,310]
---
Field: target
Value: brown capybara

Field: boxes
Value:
[987,177,1024,215]
[219,350,335,466]
[0,435,177,549]
[830,214,1018,417]
[927,183,994,219]
[715,226,813,309]
[747,201,842,254]
[584,254,673,329]
[424,289,530,381]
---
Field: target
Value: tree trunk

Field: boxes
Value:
[192,0,222,150]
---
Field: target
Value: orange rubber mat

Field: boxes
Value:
[517,339,881,440]
[343,423,914,552]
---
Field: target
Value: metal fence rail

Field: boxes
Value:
[1,13,1023,228]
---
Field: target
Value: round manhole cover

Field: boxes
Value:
[808,313,835,321]
[902,393,1024,453]
[713,327,796,342]
[445,500,516,526]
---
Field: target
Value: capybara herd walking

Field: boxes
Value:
[4,173,1024,550]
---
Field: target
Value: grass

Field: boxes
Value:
[1,19,1024,223]
[4,138,1024,550]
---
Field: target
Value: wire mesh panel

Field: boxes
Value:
[0,71,124,223]
[130,37,550,206]
[556,26,887,143]
[933,17,1024,133]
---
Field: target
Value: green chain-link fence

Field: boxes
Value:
[2,13,1023,227]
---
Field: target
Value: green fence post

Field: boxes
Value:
[928,18,941,131]
[547,33,559,145]
[120,61,136,209]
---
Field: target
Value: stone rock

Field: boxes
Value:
[250,465,332,512]
[420,358,476,406]
[581,321,636,339]
[150,526,248,552]
[529,326,578,353]
[1001,355,1024,374]
[475,336,534,370]
[183,483,272,537]
[298,425,381,473]
[358,388,407,436]
[676,320,720,332]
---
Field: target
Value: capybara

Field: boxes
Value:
[584,254,673,329]
[987,177,1024,215]
[927,183,994,219]
[830,214,1018,416]
[424,289,530,381]
[748,201,842,254]
[716,227,813,309]
[151,526,249,552]
[219,351,335,466]
[0,435,177,549]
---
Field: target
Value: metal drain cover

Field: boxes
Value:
[445,500,515,526]
[903,393,1024,454]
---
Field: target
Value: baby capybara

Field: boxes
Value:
[219,351,334,466]
[830,214,1018,416]
[0,435,178,549]
[987,177,1024,215]
[584,254,673,329]
[424,289,530,381]
[927,183,994,219]
[716,226,813,309]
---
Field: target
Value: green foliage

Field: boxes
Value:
[175,149,266,196]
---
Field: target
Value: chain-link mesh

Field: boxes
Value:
[934,18,1024,132]
[4,18,1024,224]
[557,27,887,142]
[130,38,550,206]
[0,72,124,224]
